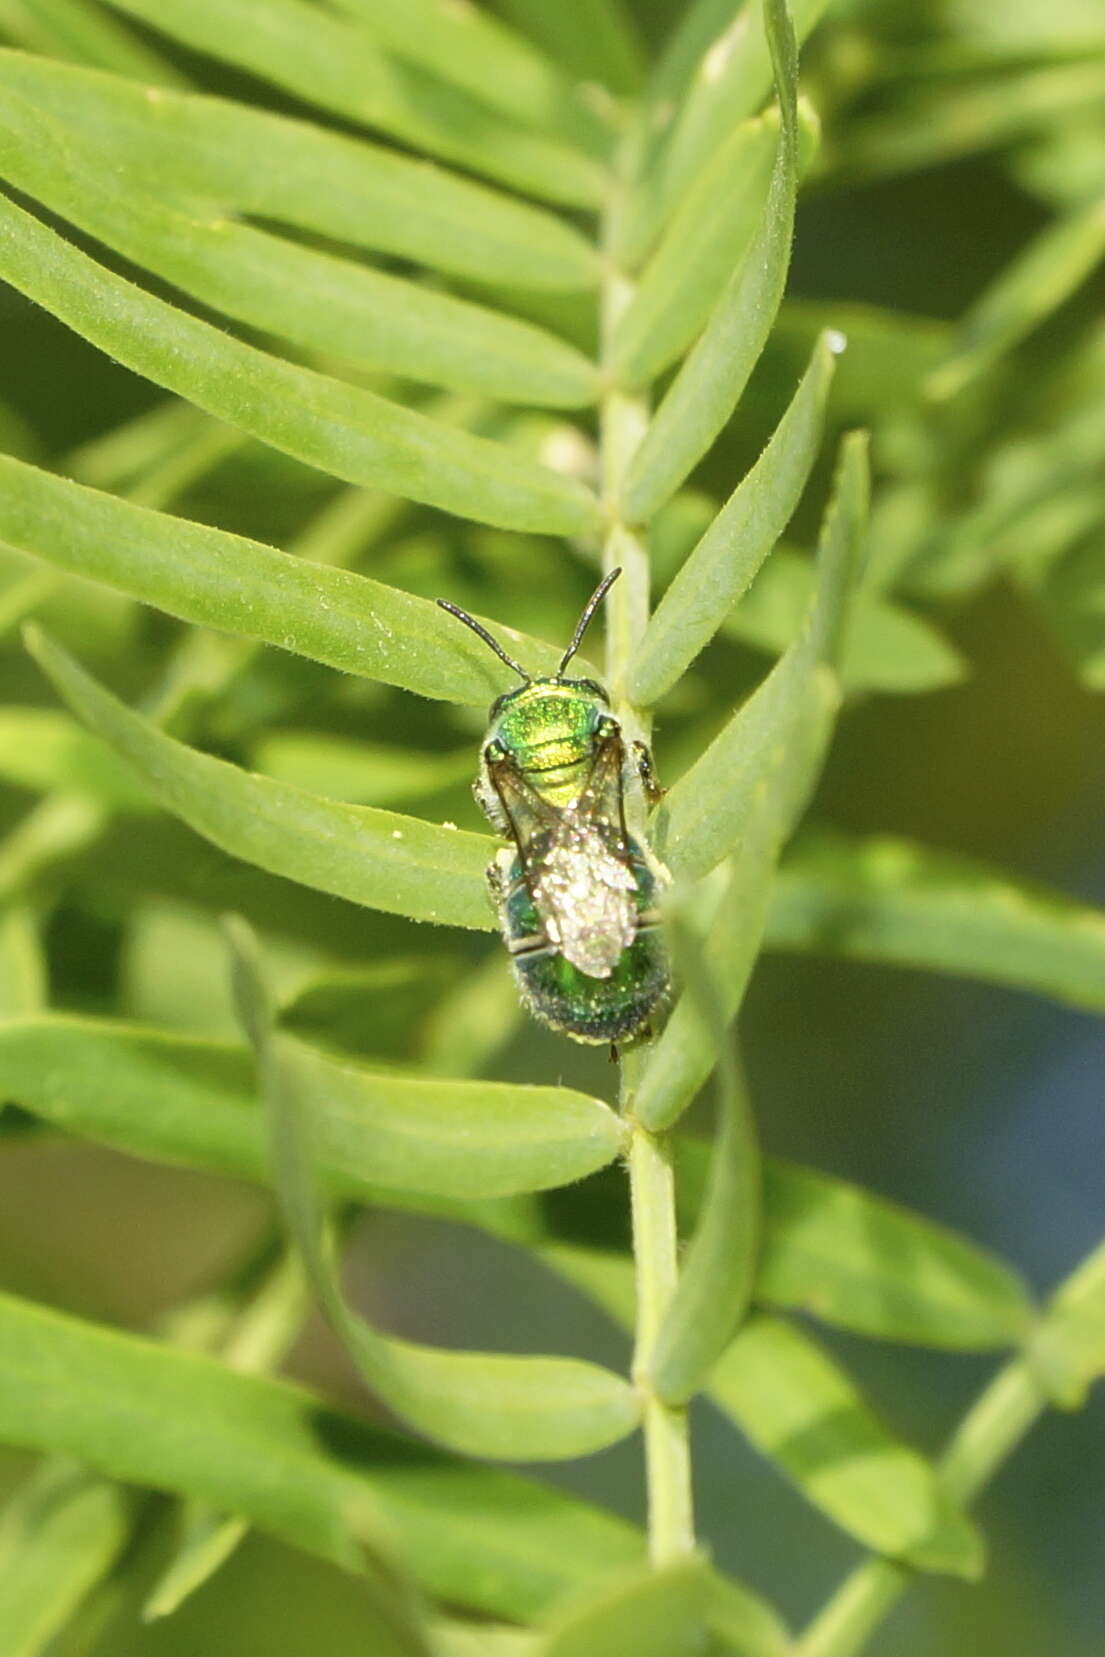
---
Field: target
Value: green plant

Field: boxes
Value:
[0,1,1103,1653]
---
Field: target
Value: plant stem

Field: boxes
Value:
[625,1090,696,1563]
[797,1356,1048,1657]
[599,161,695,1567]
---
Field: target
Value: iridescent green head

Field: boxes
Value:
[437,569,621,809]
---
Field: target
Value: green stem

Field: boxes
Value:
[600,156,695,1567]
[797,1354,1049,1657]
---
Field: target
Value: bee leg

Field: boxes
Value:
[632,741,665,806]
[609,1042,620,1064]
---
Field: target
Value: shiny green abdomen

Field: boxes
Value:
[500,832,668,1043]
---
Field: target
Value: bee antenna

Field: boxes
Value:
[558,567,621,675]
[436,599,530,682]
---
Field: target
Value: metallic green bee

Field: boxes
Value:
[437,570,670,1047]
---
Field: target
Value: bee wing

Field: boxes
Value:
[484,748,561,854]
[533,724,637,980]
[577,720,629,835]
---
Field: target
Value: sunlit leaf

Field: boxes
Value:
[709,1317,985,1575]
[100,0,607,207]
[229,919,641,1463]
[0,94,600,410]
[828,60,1105,187]
[724,549,966,694]
[625,0,826,263]
[0,1291,651,1621]
[630,333,837,706]
[0,709,148,808]
[662,432,868,879]
[768,830,1105,1014]
[0,907,47,1018]
[0,1462,133,1657]
[490,0,644,93]
[26,627,494,930]
[633,436,868,1130]
[2,460,571,706]
[0,196,600,535]
[537,1557,711,1657]
[250,734,472,809]
[622,0,801,521]
[329,0,614,156]
[649,919,760,1405]
[753,1161,1036,1349]
[610,109,777,387]
[0,0,185,81]
[0,50,599,290]
[433,1620,536,1657]
[0,1013,624,1200]
[1029,1237,1105,1409]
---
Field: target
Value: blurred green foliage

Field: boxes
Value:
[0,1,1103,1654]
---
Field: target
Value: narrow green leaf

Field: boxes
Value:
[0,906,47,1018]
[230,920,641,1463]
[0,95,598,410]
[490,0,644,94]
[625,0,825,265]
[543,1149,1034,1354]
[663,432,868,880]
[926,194,1105,402]
[612,110,775,386]
[25,628,494,930]
[100,0,606,207]
[0,50,599,291]
[723,551,966,695]
[0,1290,650,1622]
[140,1254,311,1619]
[649,921,760,1405]
[647,0,747,105]
[768,830,1105,1014]
[142,1512,248,1623]
[0,709,148,808]
[756,1161,1035,1348]
[622,0,800,522]
[709,1316,985,1576]
[0,458,572,706]
[1016,531,1105,690]
[329,0,613,156]
[538,1557,711,1657]
[433,1621,536,1657]
[0,1013,624,1199]
[0,1462,132,1657]
[1029,1236,1105,1409]
[419,953,524,1080]
[829,61,1105,188]
[250,734,472,809]
[0,197,599,536]
[276,1034,627,1200]
[612,103,818,389]
[630,334,837,705]
[0,0,185,82]
[634,435,868,1130]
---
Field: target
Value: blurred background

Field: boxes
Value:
[0,0,1103,1652]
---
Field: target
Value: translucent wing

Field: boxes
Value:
[489,723,637,980]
